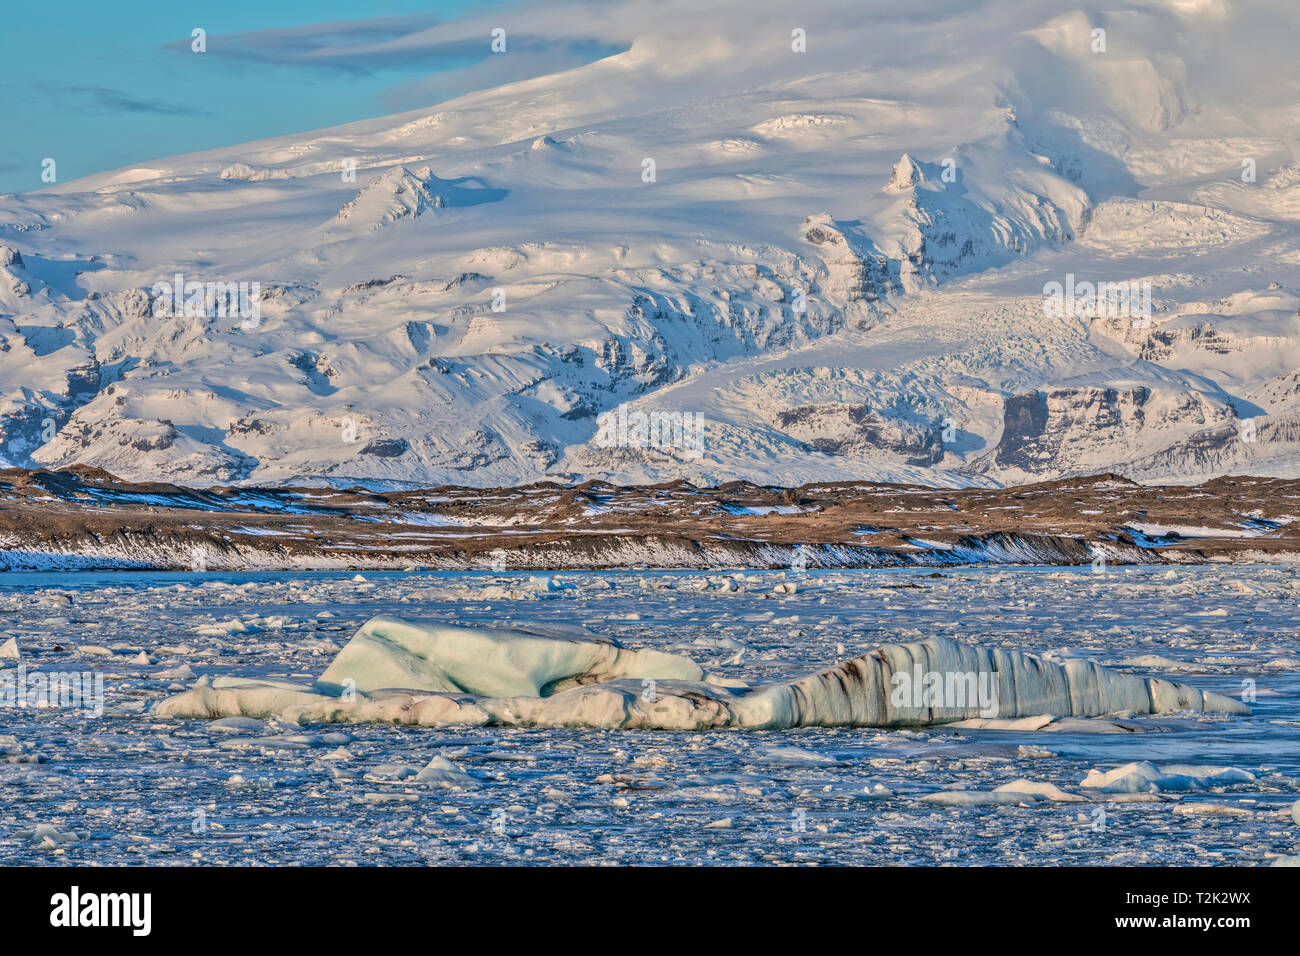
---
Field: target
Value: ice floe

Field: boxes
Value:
[156,616,1250,731]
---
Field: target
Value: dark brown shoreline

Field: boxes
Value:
[3,466,1299,571]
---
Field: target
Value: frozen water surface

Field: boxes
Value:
[1,565,1298,865]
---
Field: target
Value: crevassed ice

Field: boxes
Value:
[155,615,1249,731]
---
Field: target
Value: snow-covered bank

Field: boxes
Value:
[8,533,1300,574]
[156,616,1248,730]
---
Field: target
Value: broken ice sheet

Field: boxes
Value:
[0,565,1295,865]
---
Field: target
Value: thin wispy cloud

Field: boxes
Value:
[38,83,216,117]
[160,5,633,83]
[159,15,448,74]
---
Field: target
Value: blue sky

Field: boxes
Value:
[0,0,622,194]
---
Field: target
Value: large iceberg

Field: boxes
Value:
[155,615,1250,731]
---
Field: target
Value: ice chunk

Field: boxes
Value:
[313,615,703,697]
[0,636,18,659]
[158,618,1253,731]
[1159,764,1256,785]
[207,716,266,734]
[1081,761,1170,793]
[1018,745,1058,758]
[761,746,837,765]
[364,763,418,783]
[947,715,1057,731]
[921,791,1045,806]
[413,756,479,789]
[1080,761,1256,794]
[17,823,86,847]
[1171,803,1253,817]
[992,780,1085,802]
[728,635,1247,729]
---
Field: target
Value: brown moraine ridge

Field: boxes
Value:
[2,466,1299,570]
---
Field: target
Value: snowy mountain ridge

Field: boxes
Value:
[2,0,1299,488]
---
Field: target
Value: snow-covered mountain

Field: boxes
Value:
[2,0,1299,488]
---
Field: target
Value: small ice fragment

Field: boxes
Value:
[17,823,84,846]
[992,780,1084,802]
[1018,745,1057,758]
[947,715,1056,731]
[208,717,265,733]
[413,756,479,789]
[364,763,419,783]
[761,746,835,765]
[1172,803,1252,817]
[0,636,18,659]
[922,791,1043,806]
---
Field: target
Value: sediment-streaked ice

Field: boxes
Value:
[156,615,1249,730]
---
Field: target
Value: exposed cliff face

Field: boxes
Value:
[988,387,1242,482]
[773,402,942,465]
[800,215,899,307]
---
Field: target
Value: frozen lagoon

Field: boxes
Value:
[1,565,1298,865]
